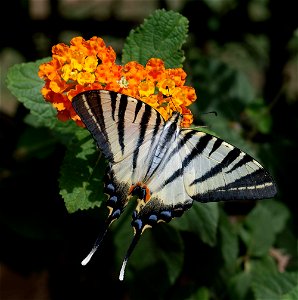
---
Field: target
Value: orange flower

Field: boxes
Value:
[138,80,155,97]
[38,36,197,127]
[145,58,166,82]
[165,68,186,86]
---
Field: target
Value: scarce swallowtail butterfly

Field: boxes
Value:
[72,89,277,280]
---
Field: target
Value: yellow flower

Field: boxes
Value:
[77,72,95,85]
[61,64,73,82]
[53,102,66,111]
[157,78,176,96]
[84,56,98,72]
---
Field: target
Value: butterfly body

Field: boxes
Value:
[72,89,277,279]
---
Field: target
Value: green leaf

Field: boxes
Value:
[170,284,211,300]
[171,202,219,246]
[192,126,221,138]
[6,58,59,128]
[252,271,298,300]
[245,98,273,134]
[239,201,290,257]
[190,55,259,154]
[226,256,278,300]
[14,126,57,160]
[200,113,257,157]
[228,271,252,300]
[282,285,298,300]
[189,287,211,300]
[185,287,211,300]
[250,255,279,276]
[240,202,275,257]
[218,210,239,268]
[59,130,108,213]
[122,9,189,68]
[7,59,86,145]
[260,200,290,234]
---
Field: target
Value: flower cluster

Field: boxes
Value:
[38,36,197,127]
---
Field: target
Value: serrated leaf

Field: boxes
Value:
[59,134,108,213]
[7,59,85,144]
[171,202,219,246]
[252,271,298,300]
[6,58,59,128]
[122,9,188,68]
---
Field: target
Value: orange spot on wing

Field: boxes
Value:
[129,182,151,202]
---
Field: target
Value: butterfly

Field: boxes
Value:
[72,89,277,280]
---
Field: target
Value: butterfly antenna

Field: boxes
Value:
[81,215,115,266]
[202,111,218,117]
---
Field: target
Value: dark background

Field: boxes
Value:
[1,0,297,299]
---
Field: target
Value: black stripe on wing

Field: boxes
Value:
[209,138,223,156]
[180,132,278,202]
[110,91,117,121]
[192,168,277,202]
[117,94,128,155]
[226,153,253,173]
[143,113,181,180]
[159,128,277,202]
[191,147,241,185]
[159,113,181,150]
[132,104,152,170]
[133,100,144,123]
[163,134,213,187]
[72,90,113,159]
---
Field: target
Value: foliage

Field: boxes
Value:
[4,7,298,300]
[122,9,189,68]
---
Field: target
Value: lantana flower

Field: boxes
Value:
[38,36,197,127]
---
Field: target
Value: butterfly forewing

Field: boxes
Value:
[72,90,165,166]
